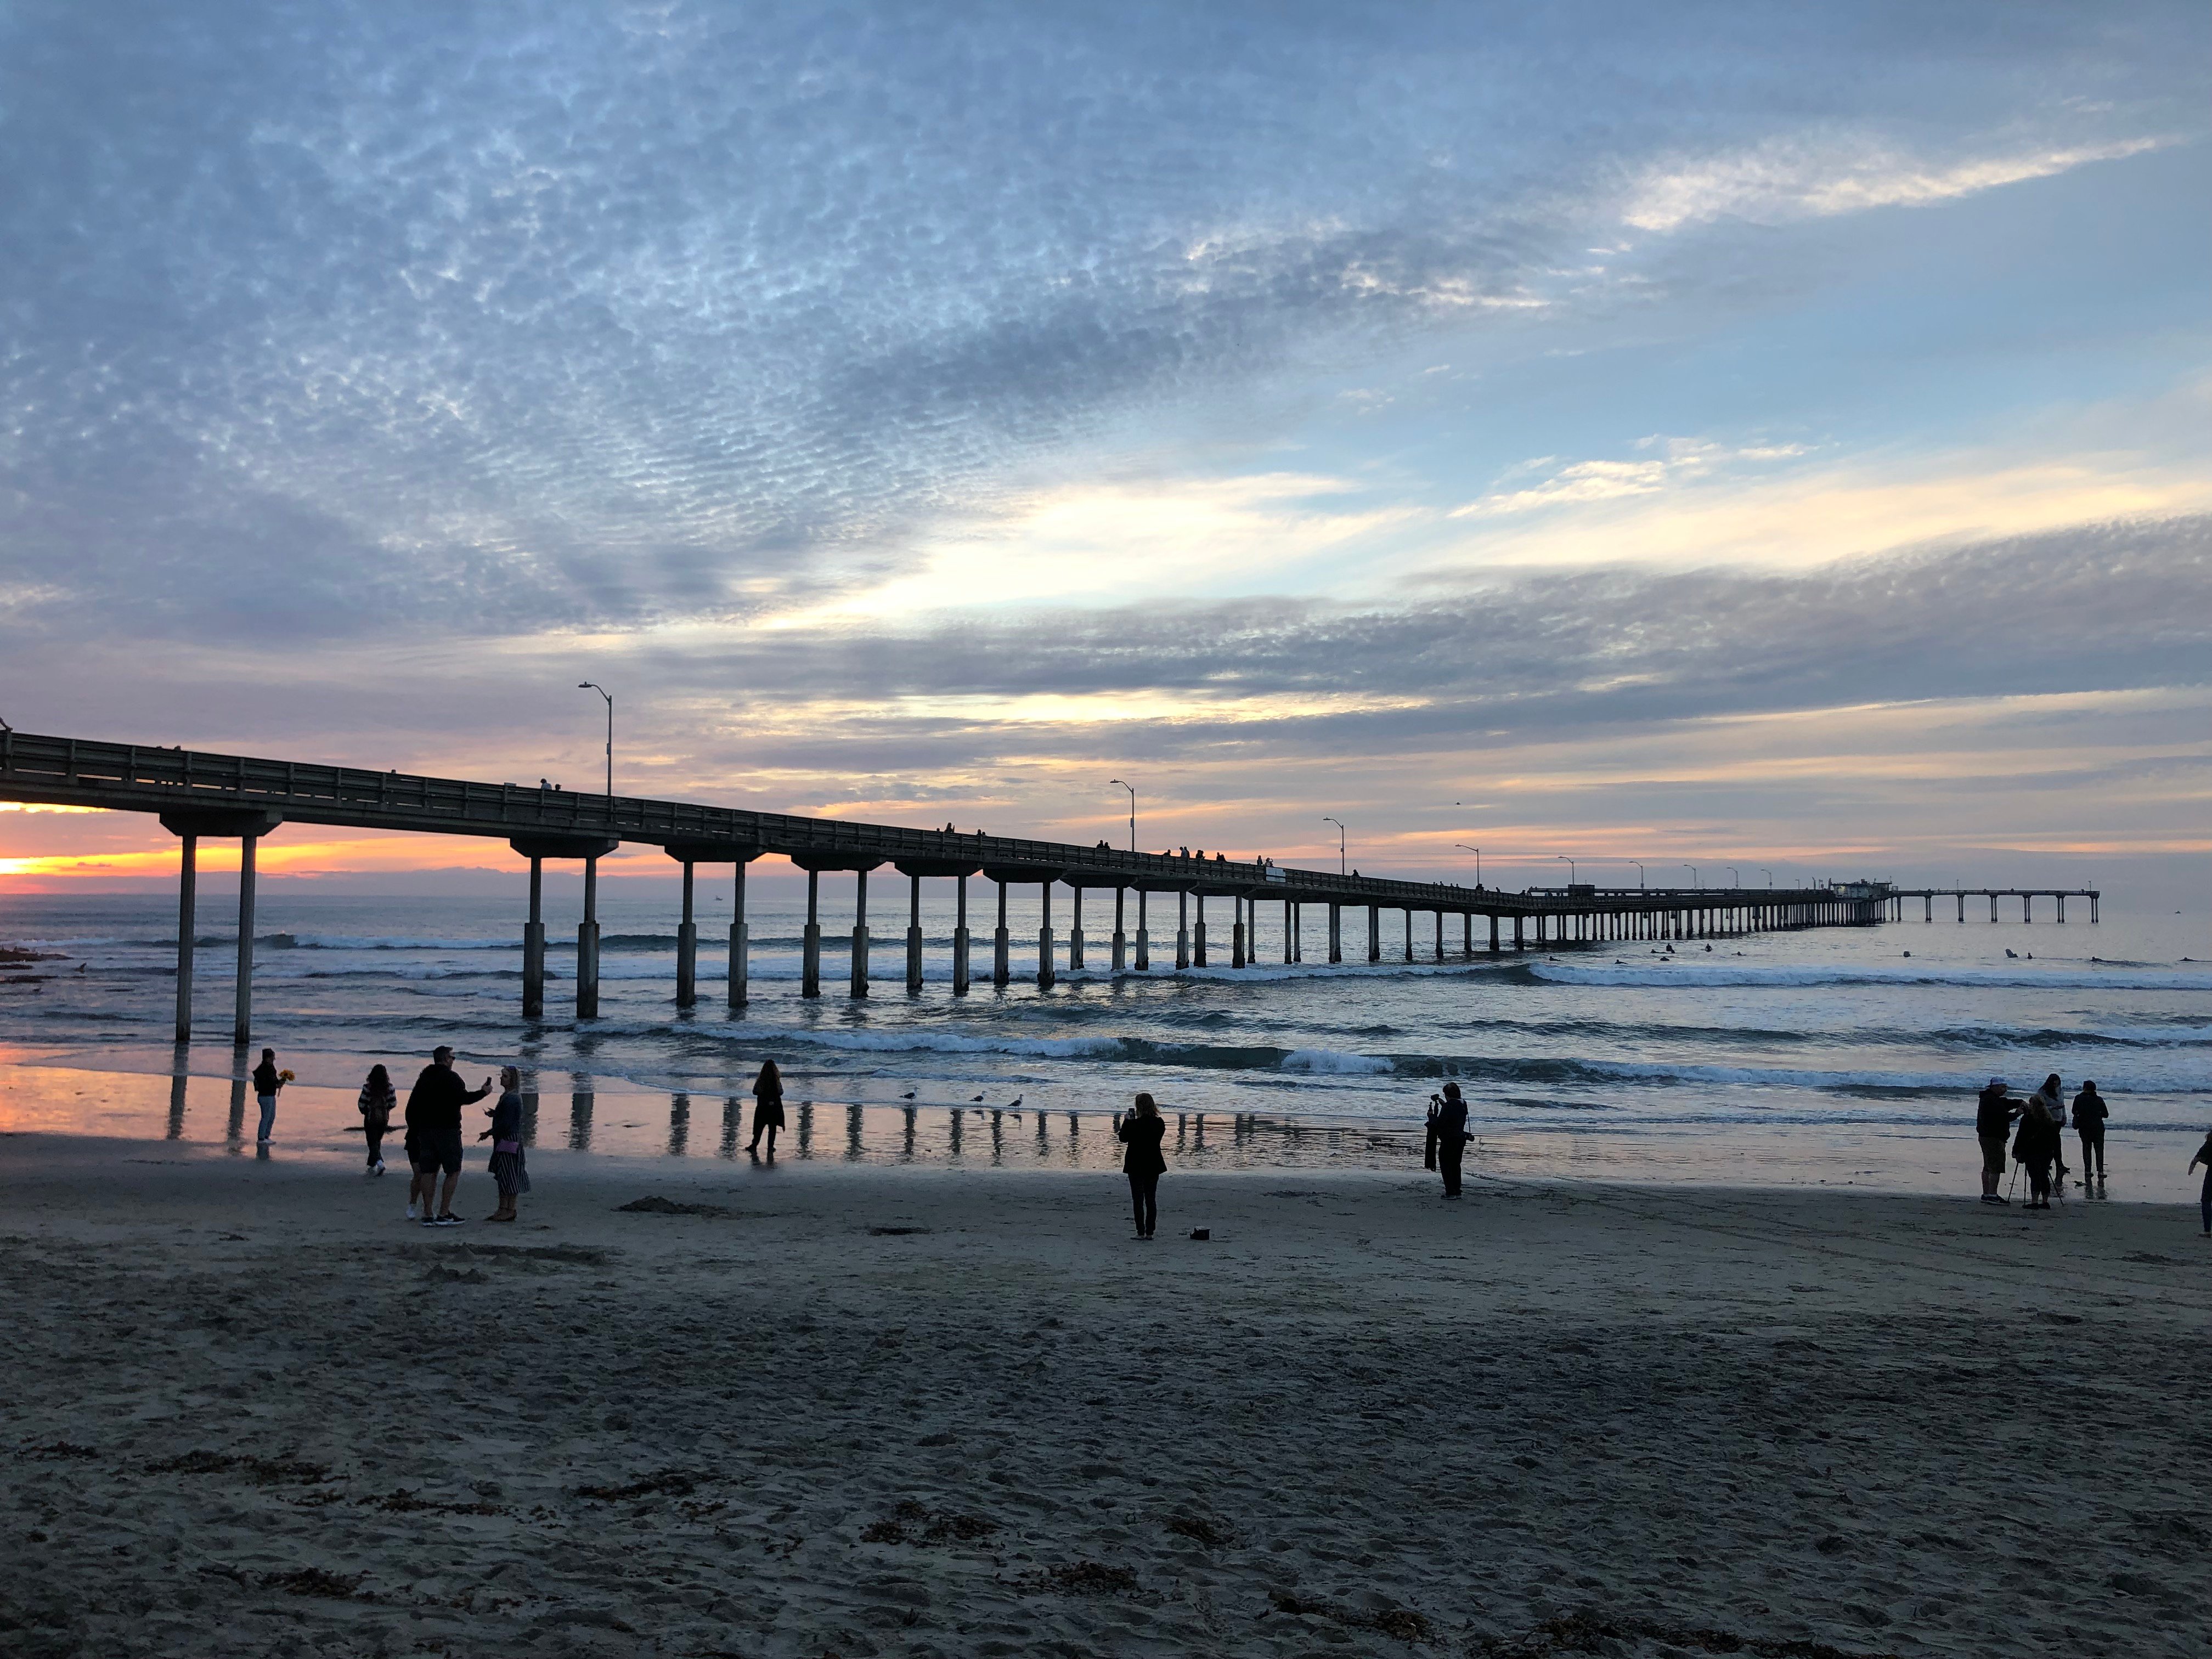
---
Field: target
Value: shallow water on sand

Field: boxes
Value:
[3,886,2208,1198]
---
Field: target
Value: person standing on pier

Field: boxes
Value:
[479,1066,529,1222]
[250,1048,287,1144]
[356,1063,397,1175]
[1117,1092,1167,1239]
[2072,1080,2109,1182]
[747,1059,786,1158]
[1427,1082,1470,1198]
[1976,1077,2021,1204]
[404,1045,493,1226]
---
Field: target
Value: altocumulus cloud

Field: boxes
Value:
[1,1,2200,643]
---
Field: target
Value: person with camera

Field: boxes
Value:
[1116,1092,1167,1240]
[1426,1081,1470,1198]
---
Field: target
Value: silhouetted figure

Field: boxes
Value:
[2013,1096,2061,1209]
[1977,1077,2022,1204]
[356,1063,397,1174]
[1426,1082,1470,1198]
[405,1045,493,1226]
[2190,1131,2212,1237]
[748,1059,786,1157]
[250,1048,285,1144]
[2073,1081,2109,1181]
[479,1065,529,1222]
[2030,1073,2069,1184]
[1118,1092,1166,1240]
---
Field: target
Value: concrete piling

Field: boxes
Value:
[523,856,545,1018]
[803,870,822,998]
[174,834,196,1042]
[233,833,257,1046]
[577,853,600,1019]
[953,874,971,995]
[993,880,1010,988]
[730,861,749,1008]
[676,861,697,1008]
[906,873,924,994]
[850,870,870,998]
[1037,881,1055,990]
[1111,887,1127,972]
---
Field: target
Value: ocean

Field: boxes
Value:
[3,883,2208,1198]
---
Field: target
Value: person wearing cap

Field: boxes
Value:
[1976,1077,2023,1204]
[1428,1081,1471,1199]
[404,1045,494,1227]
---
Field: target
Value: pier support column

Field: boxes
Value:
[1111,888,1127,972]
[1434,909,1444,962]
[1403,907,1414,964]
[1231,898,1245,969]
[993,881,1010,988]
[577,854,601,1019]
[1135,888,1150,971]
[1175,890,1189,970]
[1193,893,1208,967]
[1513,914,1524,951]
[523,856,545,1019]
[2056,894,2066,923]
[174,835,198,1043]
[906,873,924,995]
[1463,912,1472,960]
[2091,893,2100,923]
[1037,882,1055,989]
[849,871,870,998]
[1284,899,1295,964]
[1489,913,1500,953]
[2022,894,2032,923]
[953,875,971,995]
[232,833,258,1046]
[1367,905,1381,963]
[1990,894,1998,923]
[730,862,749,1008]
[803,870,822,998]
[1328,901,1342,964]
[676,861,698,1008]
[1069,886,1085,973]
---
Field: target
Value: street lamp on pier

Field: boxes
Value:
[1109,779,1137,853]
[1726,867,1740,888]
[1683,865,1699,888]
[1760,867,1773,888]
[1629,860,1645,889]
[1455,844,1480,885]
[1323,817,1347,876]
[1555,854,1575,885]
[577,682,613,796]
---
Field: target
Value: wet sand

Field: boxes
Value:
[2,1132,2207,1658]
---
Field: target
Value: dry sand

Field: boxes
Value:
[2,1133,2207,1658]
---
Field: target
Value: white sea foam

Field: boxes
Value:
[1528,961,2212,993]
[1280,1048,1394,1074]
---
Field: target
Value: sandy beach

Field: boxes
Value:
[2,1135,2207,1658]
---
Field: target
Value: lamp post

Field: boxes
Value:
[578,682,613,796]
[1760,867,1773,888]
[1323,817,1347,876]
[1726,866,1740,888]
[1629,860,1645,889]
[1455,844,1480,885]
[1683,864,1699,888]
[1109,778,1137,853]
[1555,854,1575,886]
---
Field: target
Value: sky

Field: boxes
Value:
[2,1,2208,898]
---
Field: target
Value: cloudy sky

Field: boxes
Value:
[2,1,2207,893]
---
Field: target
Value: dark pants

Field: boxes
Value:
[1127,1171,1159,1237]
[2200,1167,2210,1236]
[364,1125,386,1166]
[2025,1156,2052,1204]
[2078,1126,2104,1178]
[1437,1136,1466,1197]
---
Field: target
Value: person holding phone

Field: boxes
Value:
[1429,1082,1470,1198]
[1117,1093,1167,1240]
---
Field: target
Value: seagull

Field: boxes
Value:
[900,1091,916,1100]
[1007,1096,1024,1108]
[970,1094,984,1103]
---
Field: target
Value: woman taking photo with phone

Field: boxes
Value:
[1116,1092,1167,1240]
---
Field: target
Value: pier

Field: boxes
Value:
[1884,888,2100,924]
[2,731,1951,1043]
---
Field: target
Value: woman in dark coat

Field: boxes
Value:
[250,1048,286,1144]
[357,1063,398,1174]
[2013,1096,2061,1209]
[1116,1092,1167,1240]
[748,1059,786,1157]
[479,1066,529,1222]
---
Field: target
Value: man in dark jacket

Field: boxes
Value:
[1427,1082,1470,1198]
[1976,1077,2022,1204]
[405,1045,493,1227]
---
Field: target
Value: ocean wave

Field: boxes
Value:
[1527,961,2212,993]
[1280,1048,1393,1074]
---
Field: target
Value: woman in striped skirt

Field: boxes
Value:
[481,1065,530,1222]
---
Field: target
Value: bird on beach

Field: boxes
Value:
[1007,1096,1023,1108]
[970,1093,984,1102]
[900,1091,916,1099]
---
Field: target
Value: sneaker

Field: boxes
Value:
[373,1161,386,1176]
[407,1200,419,1220]
[420,1216,439,1227]
[436,1215,464,1227]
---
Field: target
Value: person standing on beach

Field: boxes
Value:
[250,1048,285,1144]
[1976,1077,2022,1204]
[747,1059,786,1158]
[2072,1081,2109,1182]
[404,1045,493,1227]
[2013,1094,2060,1209]
[2189,1130,2212,1237]
[1428,1082,1470,1199]
[356,1063,397,1175]
[1117,1092,1167,1240]
[2030,1073,2070,1186]
[478,1065,529,1222]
